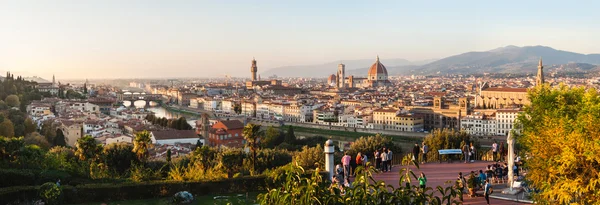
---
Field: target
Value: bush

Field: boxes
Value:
[39,182,62,205]
[0,169,36,188]
[347,134,402,159]
[292,145,324,170]
[38,170,72,185]
[422,129,479,162]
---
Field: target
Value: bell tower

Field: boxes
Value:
[250,58,258,81]
[337,63,345,88]
[536,57,544,86]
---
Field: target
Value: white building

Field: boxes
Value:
[150,130,203,145]
[496,108,522,136]
[460,112,497,136]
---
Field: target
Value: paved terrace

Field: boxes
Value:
[370,161,532,205]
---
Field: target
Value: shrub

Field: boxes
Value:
[38,170,72,185]
[292,145,324,170]
[39,182,62,205]
[0,169,36,188]
[422,129,479,162]
[347,134,401,160]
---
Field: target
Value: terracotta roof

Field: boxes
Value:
[151,130,199,140]
[373,108,398,113]
[483,87,528,92]
[218,120,244,130]
[368,56,388,76]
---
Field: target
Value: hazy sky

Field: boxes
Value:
[1,0,599,80]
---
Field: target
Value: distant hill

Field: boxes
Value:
[260,58,415,78]
[417,45,600,75]
[24,76,50,83]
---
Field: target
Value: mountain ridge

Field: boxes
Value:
[260,45,600,77]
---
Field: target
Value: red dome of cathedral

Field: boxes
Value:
[327,74,336,84]
[367,55,388,76]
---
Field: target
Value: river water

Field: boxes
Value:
[124,100,198,127]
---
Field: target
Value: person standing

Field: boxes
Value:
[381,148,388,172]
[457,172,466,201]
[499,142,505,162]
[356,152,363,167]
[421,142,428,164]
[484,179,492,205]
[462,141,470,163]
[387,148,393,170]
[374,149,381,171]
[412,143,420,164]
[341,152,351,180]
[362,153,368,167]
[470,142,476,162]
[492,140,498,162]
[418,172,427,190]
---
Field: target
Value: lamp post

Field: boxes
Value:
[325,139,335,181]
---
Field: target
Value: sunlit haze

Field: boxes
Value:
[1,0,599,80]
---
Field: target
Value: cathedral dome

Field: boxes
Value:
[367,56,388,77]
[328,74,336,82]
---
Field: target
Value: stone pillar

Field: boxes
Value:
[324,139,335,181]
[507,131,515,189]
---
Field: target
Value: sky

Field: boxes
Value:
[1,0,600,80]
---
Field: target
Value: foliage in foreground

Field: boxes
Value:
[517,84,600,204]
[258,156,461,205]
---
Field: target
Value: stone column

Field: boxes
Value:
[507,131,515,189]
[325,139,335,181]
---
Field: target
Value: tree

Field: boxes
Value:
[133,131,153,162]
[516,85,600,204]
[242,123,262,175]
[24,118,36,135]
[75,135,102,161]
[5,94,19,107]
[261,126,282,148]
[0,119,15,137]
[422,129,475,162]
[347,134,402,159]
[23,132,51,149]
[41,121,57,143]
[233,104,242,115]
[54,129,67,147]
[166,148,172,163]
[293,145,325,170]
[83,83,88,94]
[219,148,244,178]
[103,142,137,174]
[195,139,203,149]
[284,126,296,144]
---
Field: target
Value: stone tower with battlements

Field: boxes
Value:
[250,58,258,81]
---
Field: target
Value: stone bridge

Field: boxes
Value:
[117,91,163,102]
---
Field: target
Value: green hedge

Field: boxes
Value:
[0,176,267,204]
[0,169,36,188]
[0,169,72,188]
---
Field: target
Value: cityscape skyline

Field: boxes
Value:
[2,0,600,80]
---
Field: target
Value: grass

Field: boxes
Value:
[72,192,259,205]
[287,125,420,143]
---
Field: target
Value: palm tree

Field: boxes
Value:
[243,123,263,175]
[133,130,153,162]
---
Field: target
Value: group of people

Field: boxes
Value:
[491,141,507,162]
[411,142,429,164]
[333,148,395,191]
[455,171,493,205]
[374,147,393,172]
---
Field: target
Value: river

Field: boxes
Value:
[123,100,198,127]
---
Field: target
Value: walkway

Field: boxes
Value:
[371,161,531,205]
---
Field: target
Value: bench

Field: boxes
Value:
[438,149,463,163]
